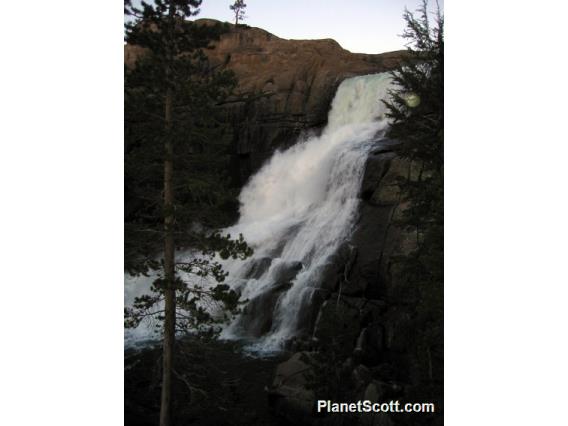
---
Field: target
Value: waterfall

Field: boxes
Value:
[220,72,394,352]
[124,72,394,350]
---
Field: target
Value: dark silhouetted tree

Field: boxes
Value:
[124,1,252,425]
[384,0,444,408]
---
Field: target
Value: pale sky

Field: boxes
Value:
[197,0,444,54]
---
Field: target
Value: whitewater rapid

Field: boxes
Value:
[124,72,394,351]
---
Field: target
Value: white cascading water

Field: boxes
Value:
[124,72,394,350]
[220,72,394,352]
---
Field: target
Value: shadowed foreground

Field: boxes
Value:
[125,339,286,426]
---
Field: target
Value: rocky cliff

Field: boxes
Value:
[125,20,407,182]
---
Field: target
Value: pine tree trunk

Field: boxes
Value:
[160,86,176,426]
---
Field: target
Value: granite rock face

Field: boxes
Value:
[203,22,406,181]
[125,20,407,182]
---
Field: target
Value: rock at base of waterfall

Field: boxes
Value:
[236,260,306,337]
[292,287,329,338]
[268,352,315,422]
[239,291,281,337]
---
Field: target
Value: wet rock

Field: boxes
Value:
[294,286,329,337]
[336,244,367,297]
[270,260,303,284]
[314,243,358,294]
[243,257,273,279]
[311,262,341,293]
[239,291,282,337]
[238,263,306,337]
[335,243,358,271]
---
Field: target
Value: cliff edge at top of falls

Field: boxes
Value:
[125,19,407,99]
[125,20,408,180]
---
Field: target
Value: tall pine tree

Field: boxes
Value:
[124,2,252,425]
